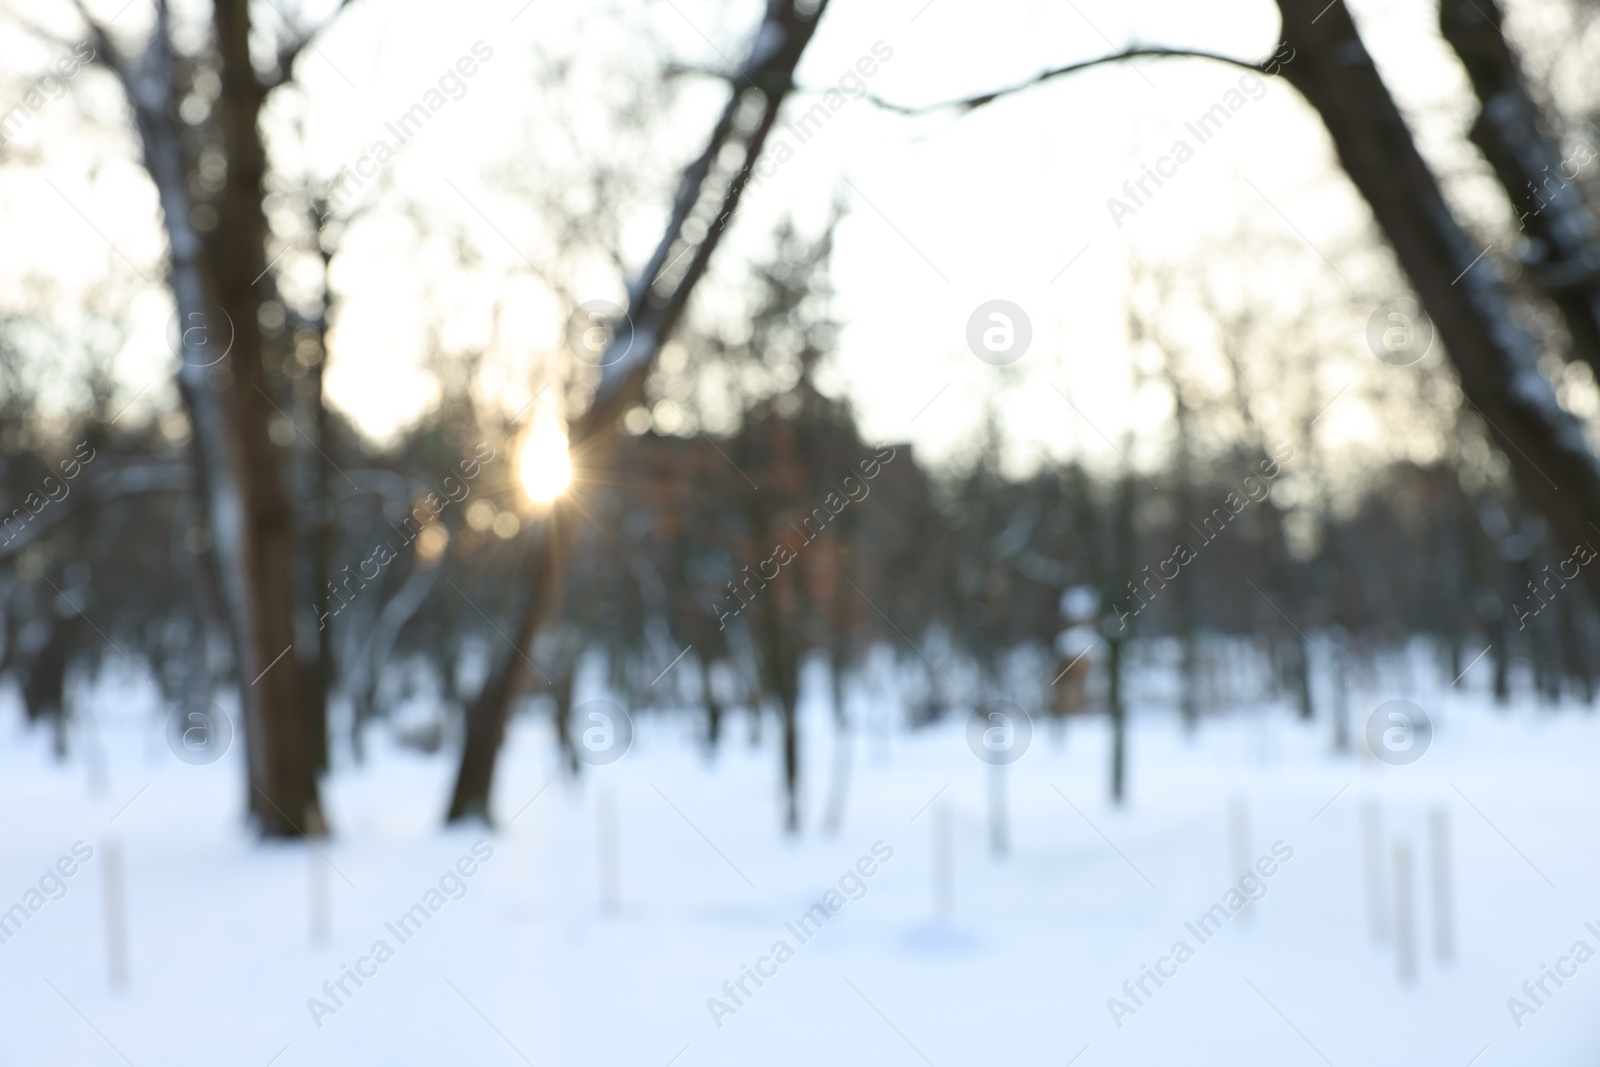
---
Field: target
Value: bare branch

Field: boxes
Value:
[871,46,1271,116]
[63,0,122,77]
[260,0,358,93]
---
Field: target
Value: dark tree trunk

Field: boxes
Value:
[447,513,567,821]
[444,0,830,823]
[79,0,328,836]
[1441,0,1600,381]
[701,654,723,749]
[762,614,801,833]
[1276,0,1600,612]
[305,242,336,775]
[552,651,578,776]
[1171,392,1202,734]
[210,0,324,835]
[23,614,72,755]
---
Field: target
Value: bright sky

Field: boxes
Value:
[0,0,1588,479]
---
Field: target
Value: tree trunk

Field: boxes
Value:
[1171,387,1202,734]
[1107,635,1127,803]
[700,654,723,749]
[444,0,831,822]
[552,644,578,776]
[1105,468,1136,804]
[763,614,802,833]
[89,0,325,835]
[447,513,567,821]
[306,242,336,774]
[1441,0,1600,381]
[212,0,323,835]
[1277,0,1600,610]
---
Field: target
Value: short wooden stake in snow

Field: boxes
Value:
[1331,661,1350,752]
[1361,801,1389,943]
[1393,841,1417,984]
[1429,806,1454,964]
[933,800,953,915]
[309,846,330,944]
[598,788,620,915]
[1228,796,1252,921]
[102,839,128,989]
[987,764,1008,858]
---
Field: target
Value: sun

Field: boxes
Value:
[518,419,573,505]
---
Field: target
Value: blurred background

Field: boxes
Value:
[5,0,1600,1063]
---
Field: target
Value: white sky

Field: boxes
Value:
[0,0,1590,479]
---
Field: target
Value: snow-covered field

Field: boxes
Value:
[2,660,1598,1067]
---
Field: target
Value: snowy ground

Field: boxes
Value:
[2,657,1598,1067]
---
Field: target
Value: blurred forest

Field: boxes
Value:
[8,0,1600,836]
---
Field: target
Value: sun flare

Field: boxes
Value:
[518,419,573,505]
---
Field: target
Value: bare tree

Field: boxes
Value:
[1275,0,1600,604]
[447,0,832,823]
[61,0,359,835]
[881,0,1600,618]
